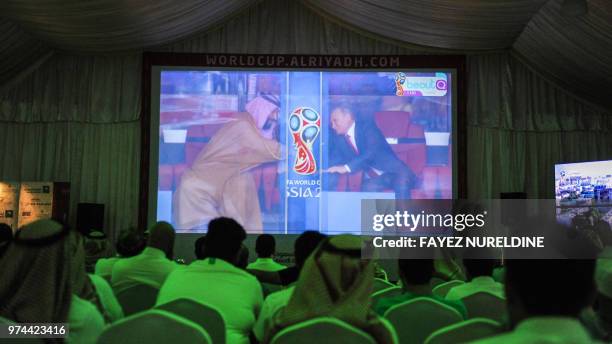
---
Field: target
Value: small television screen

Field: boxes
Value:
[555,160,612,229]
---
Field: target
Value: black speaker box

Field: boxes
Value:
[76,203,105,235]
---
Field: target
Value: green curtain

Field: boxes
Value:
[0,0,610,241]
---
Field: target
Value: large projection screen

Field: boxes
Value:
[142,54,465,234]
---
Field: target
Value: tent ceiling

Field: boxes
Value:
[0,0,611,107]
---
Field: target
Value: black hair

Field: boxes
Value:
[398,259,434,285]
[204,217,246,264]
[116,227,146,257]
[294,231,327,268]
[255,234,275,258]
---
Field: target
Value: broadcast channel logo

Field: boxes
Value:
[395,72,448,97]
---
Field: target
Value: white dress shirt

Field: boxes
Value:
[445,276,504,301]
[156,257,264,344]
[471,317,596,343]
[89,274,124,322]
[94,256,120,279]
[253,285,295,341]
[111,247,180,293]
[247,258,287,272]
[67,295,105,344]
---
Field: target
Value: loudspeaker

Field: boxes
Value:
[76,203,105,235]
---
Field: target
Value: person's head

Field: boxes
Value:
[0,223,12,243]
[245,95,280,138]
[194,235,207,260]
[116,227,146,257]
[330,106,355,135]
[255,234,276,258]
[204,217,247,265]
[505,259,596,325]
[463,248,498,280]
[147,221,176,259]
[293,230,327,270]
[398,259,434,286]
[0,220,73,323]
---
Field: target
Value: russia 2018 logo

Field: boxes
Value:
[289,107,320,175]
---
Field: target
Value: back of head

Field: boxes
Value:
[505,259,595,321]
[0,220,72,323]
[116,227,146,257]
[0,223,12,243]
[194,235,207,260]
[204,217,246,264]
[294,231,327,269]
[463,258,497,280]
[462,248,498,280]
[147,221,176,259]
[398,259,434,286]
[255,234,275,258]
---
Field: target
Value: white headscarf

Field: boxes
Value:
[245,95,280,139]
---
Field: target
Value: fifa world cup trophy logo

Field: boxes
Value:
[289,107,320,175]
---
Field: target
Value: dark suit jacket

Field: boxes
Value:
[329,120,411,175]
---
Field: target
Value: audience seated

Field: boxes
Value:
[375,259,467,318]
[472,259,597,343]
[156,217,262,344]
[95,227,146,279]
[445,254,503,301]
[0,220,105,343]
[264,235,397,343]
[247,234,287,272]
[89,273,124,323]
[111,221,180,293]
[253,231,327,341]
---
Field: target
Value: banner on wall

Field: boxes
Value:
[0,182,20,231]
[17,182,55,228]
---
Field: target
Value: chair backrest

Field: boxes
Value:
[384,297,463,344]
[115,283,159,316]
[432,280,464,298]
[97,309,212,344]
[461,291,507,324]
[156,298,225,344]
[373,278,396,293]
[371,287,403,309]
[424,318,502,344]
[270,317,376,344]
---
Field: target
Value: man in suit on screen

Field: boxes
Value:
[325,105,415,199]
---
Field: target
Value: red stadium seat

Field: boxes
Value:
[158,165,174,191]
[160,111,198,124]
[251,163,280,211]
[374,111,426,178]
